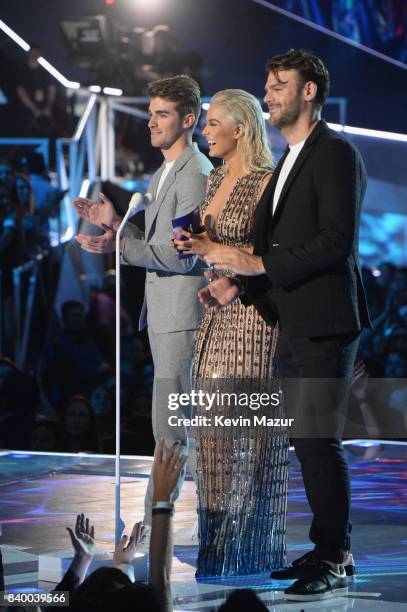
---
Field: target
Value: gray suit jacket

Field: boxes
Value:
[122,143,213,333]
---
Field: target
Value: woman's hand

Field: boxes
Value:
[173,229,219,257]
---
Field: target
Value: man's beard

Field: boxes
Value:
[270,93,306,130]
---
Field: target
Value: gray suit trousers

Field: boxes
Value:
[144,327,197,525]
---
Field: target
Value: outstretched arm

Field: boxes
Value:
[54,513,95,592]
[149,439,188,612]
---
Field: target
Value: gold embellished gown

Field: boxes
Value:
[194,166,289,577]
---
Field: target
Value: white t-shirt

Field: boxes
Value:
[272,140,306,214]
[156,161,175,197]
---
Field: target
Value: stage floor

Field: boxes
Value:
[0,442,406,611]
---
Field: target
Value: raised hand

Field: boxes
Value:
[73,193,121,229]
[67,513,95,558]
[351,360,369,401]
[76,224,116,253]
[113,521,145,565]
[152,438,188,503]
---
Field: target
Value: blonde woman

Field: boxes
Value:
[174,89,289,577]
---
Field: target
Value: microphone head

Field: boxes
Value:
[129,192,143,209]
[128,192,154,209]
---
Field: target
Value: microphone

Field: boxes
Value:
[128,191,154,216]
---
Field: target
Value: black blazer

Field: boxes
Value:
[243,119,371,337]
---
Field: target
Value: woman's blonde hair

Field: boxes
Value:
[210,89,273,172]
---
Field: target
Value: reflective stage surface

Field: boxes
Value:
[0,442,406,610]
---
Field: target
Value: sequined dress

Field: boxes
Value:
[194,166,289,577]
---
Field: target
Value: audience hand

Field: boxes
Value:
[67,513,95,559]
[113,522,145,565]
[351,360,369,401]
[74,193,121,230]
[152,438,188,502]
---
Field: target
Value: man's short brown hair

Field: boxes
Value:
[266,49,330,108]
[148,75,201,126]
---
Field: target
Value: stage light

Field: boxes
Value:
[344,125,407,143]
[38,57,80,89]
[372,268,382,277]
[202,102,210,111]
[103,86,123,96]
[89,85,102,93]
[328,123,343,132]
[0,19,30,51]
[134,0,163,7]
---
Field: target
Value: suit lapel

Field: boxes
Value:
[254,149,288,253]
[146,144,196,241]
[270,143,314,227]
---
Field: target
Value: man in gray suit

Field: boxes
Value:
[75,75,213,527]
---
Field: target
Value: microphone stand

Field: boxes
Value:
[114,193,144,545]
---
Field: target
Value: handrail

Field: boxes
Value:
[12,251,49,369]
[73,94,98,142]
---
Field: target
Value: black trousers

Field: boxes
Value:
[277,328,360,563]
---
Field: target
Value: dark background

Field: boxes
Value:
[1,0,406,132]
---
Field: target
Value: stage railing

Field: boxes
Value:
[12,251,50,369]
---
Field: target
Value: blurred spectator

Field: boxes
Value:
[11,173,44,254]
[385,350,407,379]
[0,356,17,385]
[147,25,184,78]
[29,417,64,452]
[21,151,66,244]
[87,274,134,365]
[89,384,115,446]
[0,179,26,356]
[15,44,56,136]
[0,159,15,189]
[41,300,108,406]
[60,395,100,453]
[218,589,268,611]
[0,367,40,449]
[13,173,35,214]
[137,25,204,92]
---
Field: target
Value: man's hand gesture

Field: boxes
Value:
[76,225,116,254]
[73,192,121,230]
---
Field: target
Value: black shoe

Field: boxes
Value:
[284,561,348,601]
[271,551,356,580]
[271,551,316,580]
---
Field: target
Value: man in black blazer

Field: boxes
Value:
[203,49,371,602]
